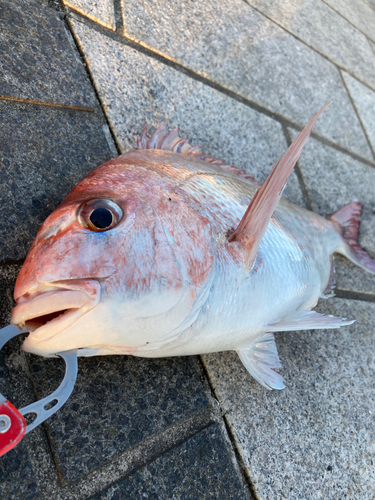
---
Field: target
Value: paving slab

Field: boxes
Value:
[323,0,375,42]
[0,0,95,108]
[0,101,115,262]
[0,424,38,500]
[366,0,375,11]
[342,71,375,153]
[119,0,373,160]
[63,0,115,30]
[203,298,375,500]
[245,0,375,90]
[27,353,210,482]
[93,424,248,500]
[289,128,375,295]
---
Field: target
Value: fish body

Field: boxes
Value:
[11,109,375,389]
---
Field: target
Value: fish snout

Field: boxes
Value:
[11,280,100,344]
[14,259,39,302]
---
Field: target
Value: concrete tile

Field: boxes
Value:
[342,71,375,153]
[289,129,375,295]
[120,0,373,160]
[0,0,96,108]
[324,0,375,42]
[63,0,115,30]
[203,298,375,500]
[366,0,375,11]
[93,424,248,500]
[0,101,115,262]
[0,438,38,500]
[27,353,210,482]
[246,0,375,89]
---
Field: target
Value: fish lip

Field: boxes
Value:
[11,280,100,343]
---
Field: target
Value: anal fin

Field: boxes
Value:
[237,333,285,390]
[265,310,354,332]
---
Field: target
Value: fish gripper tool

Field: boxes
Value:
[0,325,78,456]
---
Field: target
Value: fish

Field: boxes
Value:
[10,104,375,390]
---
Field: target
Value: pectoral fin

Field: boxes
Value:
[237,333,285,390]
[265,310,354,332]
[228,103,331,271]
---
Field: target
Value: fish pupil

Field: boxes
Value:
[89,208,113,229]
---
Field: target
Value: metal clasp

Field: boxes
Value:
[0,325,78,456]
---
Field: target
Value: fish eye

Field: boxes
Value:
[78,199,123,232]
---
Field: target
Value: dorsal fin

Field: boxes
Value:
[137,121,260,184]
[228,103,331,271]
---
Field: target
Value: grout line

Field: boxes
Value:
[0,95,94,112]
[339,70,375,160]
[64,10,375,169]
[320,0,375,46]
[335,289,375,303]
[370,36,375,57]
[363,0,375,13]
[113,0,124,33]
[62,1,116,31]
[243,0,375,95]
[199,355,259,500]
[283,125,313,212]
[0,258,25,267]
[63,15,122,155]
[307,129,374,168]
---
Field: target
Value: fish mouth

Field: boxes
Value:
[11,280,100,343]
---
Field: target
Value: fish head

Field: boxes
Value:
[11,153,214,357]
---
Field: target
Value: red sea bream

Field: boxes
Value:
[10,105,375,390]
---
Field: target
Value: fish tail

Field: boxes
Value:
[327,202,375,274]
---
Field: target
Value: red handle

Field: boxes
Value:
[0,401,26,456]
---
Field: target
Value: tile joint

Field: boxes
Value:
[0,95,94,112]
[339,70,375,160]
[283,125,314,211]
[200,355,258,500]
[335,289,375,303]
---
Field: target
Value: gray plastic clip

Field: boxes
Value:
[0,324,78,434]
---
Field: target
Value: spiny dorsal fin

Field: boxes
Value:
[228,103,331,271]
[137,121,260,184]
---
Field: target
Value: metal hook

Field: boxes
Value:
[0,325,78,455]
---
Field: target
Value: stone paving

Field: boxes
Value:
[0,0,374,498]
